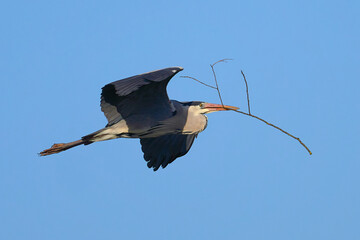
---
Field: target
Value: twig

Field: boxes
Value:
[180,76,217,89]
[237,71,311,154]
[184,60,312,155]
[241,70,251,115]
[211,58,233,66]
[231,109,312,155]
[210,59,233,107]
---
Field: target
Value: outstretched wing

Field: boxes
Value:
[101,67,183,126]
[140,134,198,171]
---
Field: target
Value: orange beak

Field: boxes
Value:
[203,103,239,112]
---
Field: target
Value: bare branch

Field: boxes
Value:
[182,59,312,155]
[212,58,233,66]
[230,109,312,155]
[241,70,251,115]
[180,76,217,89]
[237,70,311,155]
[210,59,233,107]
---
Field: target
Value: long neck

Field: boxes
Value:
[182,106,208,134]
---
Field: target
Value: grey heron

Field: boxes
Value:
[40,67,238,171]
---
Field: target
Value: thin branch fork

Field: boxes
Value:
[210,59,233,107]
[181,59,312,155]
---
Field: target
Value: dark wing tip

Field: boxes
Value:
[145,156,175,171]
[102,66,184,97]
[140,134,197,172]
[167,66,183,72]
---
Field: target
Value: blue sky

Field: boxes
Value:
[1,0,359,239]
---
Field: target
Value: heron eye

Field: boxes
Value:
[200,103,204,108]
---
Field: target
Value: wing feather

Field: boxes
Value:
[100,67,182,126]
[140,133,197,171]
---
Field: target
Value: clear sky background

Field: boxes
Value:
[1,0,359,239]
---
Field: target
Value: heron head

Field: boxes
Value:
[184,101,239,114]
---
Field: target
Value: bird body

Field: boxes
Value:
[40,67,238,171]
[87,100,208,142]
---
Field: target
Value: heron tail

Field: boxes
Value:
[39,139,84,156]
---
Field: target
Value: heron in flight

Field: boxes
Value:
[40,67,238,171]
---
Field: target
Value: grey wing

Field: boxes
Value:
[140,134,197,171]
[100,67,183,126]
